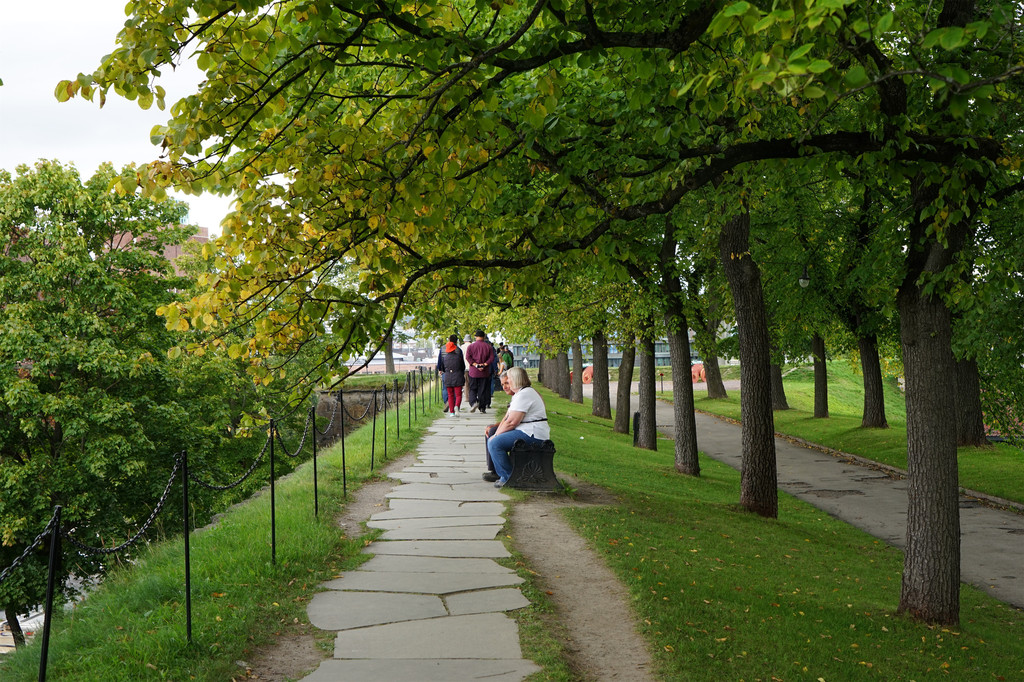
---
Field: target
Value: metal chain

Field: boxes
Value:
[62,452,184,556]
[0,511,59,587]
[275,410,311,458]
[189,429,272,491]
[342,393,374,421]
[317,394,341,435]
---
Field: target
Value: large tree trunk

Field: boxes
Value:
[858,334,889,428]
[955,358,989,447]
[4,606,26,648]
[570,338,584,403]
[897,286,961,624]
[556,351,570,398]
[665,308,700,475]
[613,336,636,434]
[635,336,658,450]
[537,352,546,386]
[720,210,778,518]
[770,362,790,411]
[591,330,612,419]
[384,333,396,374]
[812,333,829,418]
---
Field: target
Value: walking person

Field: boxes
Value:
[465,329,496,414]
[437,334,465,417]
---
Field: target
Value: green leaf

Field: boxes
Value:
[845,65,870,88]
[807,59,832,74]
[803,85,826,99]
[722,2,751,17]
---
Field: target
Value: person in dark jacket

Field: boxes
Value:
[465,330,496,414]
[437,334,466,416]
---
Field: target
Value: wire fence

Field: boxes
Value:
[0,367,436,680]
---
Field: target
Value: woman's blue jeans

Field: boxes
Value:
[486,429,543,482]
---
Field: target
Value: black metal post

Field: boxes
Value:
[370,389,377,471]
[39,505,61,682]
[394,378,400,441]
[340,389,347,497]
[382,384,388,461]
[632,411,640,446]
[182,453,193,643]
[660,372,664,394]
[312,406,319,517]
[270,419,277,565]
[408,372,412,428]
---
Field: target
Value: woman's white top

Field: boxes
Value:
[508,386,550,440]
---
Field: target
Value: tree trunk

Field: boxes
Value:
[770,363,790,411]
[591,330,612,419]
[699,310,729,399]
[4,606,26,648]
[955,358,989,447]
[812,332,829,418]
[556,351,570,399]
[858,334,889,429]
[720,210,778,518]
[703,356,728,399]
[537,352,545,385]
[384,333,396,374]
[665,307,700,475]
[614,335,636,434]
[635,336,658,450]
[897,285,961,625]
[570,338,584,403]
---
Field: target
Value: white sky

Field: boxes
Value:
[0,1,234,231]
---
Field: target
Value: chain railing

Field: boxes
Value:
[0,367,437,679]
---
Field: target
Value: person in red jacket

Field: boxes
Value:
[465,329,496,414]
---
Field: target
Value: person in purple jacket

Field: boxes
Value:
[465,329,496,414]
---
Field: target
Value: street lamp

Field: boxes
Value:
[798,264,811,289]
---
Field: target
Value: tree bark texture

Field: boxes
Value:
[556,351,570,398]
[897,286,961,624]
[770,362,790,411]
[635,336,658,451]
[812,333,829,418]
[570,338,584,403]
[614,335,636,434]
[591,330,612,419]
[858,334,889,428]
[4,606,25,647]
[537,353,546,386]
[703,356,728,399]
[699,308,729,399]
[665,308,700,475]
[383,333,396,374]
[955,358,989,447]
[720,210,778,518]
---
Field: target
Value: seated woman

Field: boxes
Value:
[486,367,549,487]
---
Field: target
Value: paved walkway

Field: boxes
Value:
[594,382,1024,610]
[301,408,540,681]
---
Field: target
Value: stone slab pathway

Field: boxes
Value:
[302,411,541,681]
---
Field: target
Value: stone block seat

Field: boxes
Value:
[506,439,558,492]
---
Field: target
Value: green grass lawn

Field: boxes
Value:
[688,361,1024,507]
[542,389,1024,681]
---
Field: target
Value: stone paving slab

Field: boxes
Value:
[379,525,504,541]
[333,613,524,659]
[367,515,506,530]
[308,591,446,630]
[304,658,541,681]
[370,499,505,520]
[322,570,523,594]
[357,554,514,574]
[445,588,531,616]
[386,484,505,502]
[363,539,511,558]
[388,471,484,484]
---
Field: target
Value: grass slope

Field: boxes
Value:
[0,389,443,681]
[543,390,1024,681]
